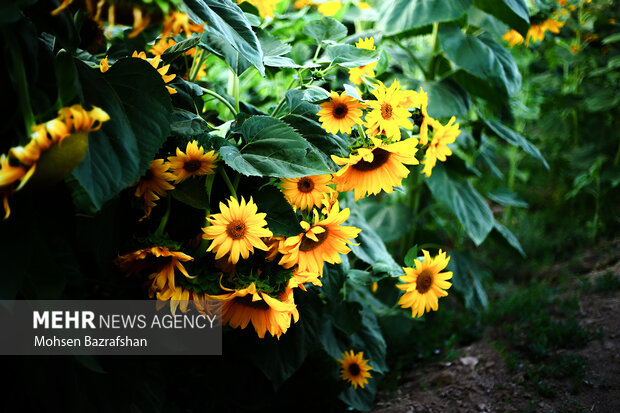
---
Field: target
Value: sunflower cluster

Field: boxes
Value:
[317,78,461,200]
[503,15,566,47]
[0,104,109,219]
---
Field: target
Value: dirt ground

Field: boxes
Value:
[373,242,620,413]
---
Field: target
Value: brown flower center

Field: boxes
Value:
[348,363,361,376]
[226,220,246,240]
[332,103,349,119]
[381,103,393,119]
[297,177,315,193]
[143,169,154,181]
[416,270,434,294]
[351,148,391,171]
[299,227,329,252]
[183,159,203,173]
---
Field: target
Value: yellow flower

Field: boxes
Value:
[264,236,286,261]
[100,56,109,72]
[397,249,452,318]
[128,7,151,38]
[150,38,178,56]
[337,350,373,389]
[317,1,342,16]
[502,29,525,47]
[348,37,378,85]
[154,283,218,315]
[131,51,177,94]
[420,117,460,177]
[115,246,194,296]
[167,140,218,184]
[317,91,365,135]
[238,0,280,19]
[402,87,434,145]
[278,201,361,275]
[218,283,299,338]
[161,11,204,38]
[332,137,419,200]
[280,174,334,211]
[357,1,371,9]
[294,0,312,8]
[288,268,322,291]
[364,80,414,140]
[0,155,32,219]
[134,159,176,219]
[202,196,273,264]
[526,19,565,46]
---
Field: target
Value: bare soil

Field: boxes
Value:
[373,241,620,413]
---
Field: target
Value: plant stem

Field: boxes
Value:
[313,43,322,61]
[220,168,237,199]
[232,72,240,113]
[270,77,297,117]
[155,196,172,236]
[427,23,441,80]
[391,38,429,79]
[199,86,237,116]
[9,41,35,139]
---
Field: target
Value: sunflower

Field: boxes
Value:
[161,11,205,38]
[397,249,452,318]
[294,0,312,8]
[278,201,361,275]
[420,116,460,178]
[0,155,31,219]
[154,284,220,316]
[115,246,195,298]
[364,80,414,140]
[280,174,334,211]
[502,29,525,47]
[238,0,280,18]
[331,137,419,200]
[264,236,286,261]
[317,91,365,135]
[202,196,273,264]
[167,141,218,184]
[348,37,378,85]
[288,269,322,291]
[134,159,176,219]
[337,350,373,389]
[131,51,177,94]
[218,282,299,338]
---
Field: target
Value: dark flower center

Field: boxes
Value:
[348,363,361,376]
[332,103,348,119]
[299,228,329,252]
[226,220,246,240]
[416,270,434,294]
[351,148,391,171]
[411,108,424,127]
[184,159,203,173]
[235,294,270,310]
[143,169,154,181]
[297,177,315,193]
[381,103,393,119]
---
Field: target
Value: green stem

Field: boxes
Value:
[232,72,240,113]
[427,23,441,80]
[313,43,322,61]
[220,168,237,199]
[356,123,367,140]
[233,173,241,192]
[391,38,429,79]
[155,196,172,236]
[199,86,237,116]
[9,42,35,138]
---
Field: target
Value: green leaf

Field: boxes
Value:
[200,32,253,75]
[440,25,521,100]
[359,202,414,243]
[473,0,530,36]
[378,0,473,37]
[326,44,378,68]
[346,209,404,276]
[415,78,471,118]
[303,17,347,44]
[215,116,331,178]
[171,176,210,210]
[74,58,172,209]
[55,49,79,106]
[425,165,494,246]
[326,301,363,336]
[251,185,301,237]
[494,221,526,257]
[0,0,37,24]
[184,0,264,75]
[404,246,419,267]
[161,36,201,62]
[284,88,329,116]
[448,251,489,310]
[483,120,549,169]
[281,114,348,158]
[487,187,528,208]
[170,109,210,137]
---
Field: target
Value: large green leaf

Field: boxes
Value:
[215,116,331,178]
[484,119,549,169]
[280,114,347,162]
[346,209,403,276]
[184,0,264,75]
[73,59,172,209]
[448,251,489,310]
[378,0,473,37]
[440,25,521,100]
[303,17,347,44]
[170,109,210,137]
[413,78,471,118]
[473,0,529,37]
[425,164,494,246]
[493,221,526,257]
[251,185,301,237]
[359,202,414,243]
[326,44,378,69]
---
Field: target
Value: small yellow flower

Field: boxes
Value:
[348,37,378,85]
[167,140,218,184]
[134,159,176,219]
[280,174,334,211]
[502,29,525,47]
[317,91,365,135]
[238,0,280,19]
[100,56,109,72]
[420,116,460,177]
[317,1,342,16]
[337,350,373,389]
[364,80,414,140]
